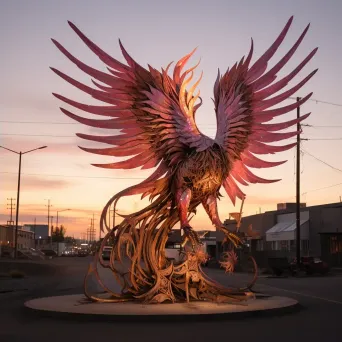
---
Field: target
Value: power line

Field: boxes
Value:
[301,147,342,173]
[7,121,342,129]
[0,171,146,180]
[4,135,338,141]
[0,95,341,130]
[0,134,75,138]
[2,167,342,206]
[302,124,342,128]
[0,120,217,127]
[306,138,342,141]
[2,166,342,194]
[0,121,79,125]
[302,182,342,196]
[288,96,342,107]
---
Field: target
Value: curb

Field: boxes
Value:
[0,261,62,277]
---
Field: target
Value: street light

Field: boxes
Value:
[0,145,47,258]
[56,208,71,228]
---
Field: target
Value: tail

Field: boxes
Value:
[94,172,183,301]
[99,162,169,233]
[85,167,258,303]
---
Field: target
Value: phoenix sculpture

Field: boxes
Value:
[51,16,317,304]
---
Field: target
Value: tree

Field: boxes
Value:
[52,225,66,243]
[64,236,76,244]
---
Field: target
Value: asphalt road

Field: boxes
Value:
[0,256,341,342]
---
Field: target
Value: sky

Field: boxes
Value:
[1,0,342,238]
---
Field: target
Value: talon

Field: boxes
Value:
[181,226,202,250]
[220,227,244,248]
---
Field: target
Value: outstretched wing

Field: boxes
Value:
[51,22,212,172]
[214,16,318,204]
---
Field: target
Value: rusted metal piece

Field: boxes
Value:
[84,218,258,303]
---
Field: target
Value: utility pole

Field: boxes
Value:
[92,213,95,242]
[110,203,118,229]
[86,217,95,243]
[34,217,36,249]
[112,203,115,229]
[7,197,16,226]
[45,199,52,249]
[108,207,111,232]
[89,219,92,242]
[296,97,301,269]
[86,222,90,243]
[93,213,95,242]
[88,214,96,242]
[14,152,22,258]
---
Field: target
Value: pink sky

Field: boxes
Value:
[1,0,342,238]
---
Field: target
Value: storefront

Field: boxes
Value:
[320,233,342,267]
[265,211,310,256]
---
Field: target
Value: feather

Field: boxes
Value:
[52,93,132,117]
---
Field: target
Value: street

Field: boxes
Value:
[0,257,341,342]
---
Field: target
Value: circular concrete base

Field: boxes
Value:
[24,294,300,321]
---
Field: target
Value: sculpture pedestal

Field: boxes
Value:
[24,294,299,321]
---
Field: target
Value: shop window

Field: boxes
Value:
[301,240,310,252]
[330,236,342,254]
[290,240,296,251]
[256,240,264,251]
[279,240,289,251]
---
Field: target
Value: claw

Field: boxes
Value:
[220,227,244,248]
[181,226,202,250]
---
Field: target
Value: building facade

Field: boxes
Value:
[23,224,49,239]
[0,225,35,251]
[219,202,342,267]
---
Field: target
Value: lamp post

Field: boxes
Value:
[45,199,52,249]
[56,208,71,228]
[0,145,47,259]
[56,208,71,256]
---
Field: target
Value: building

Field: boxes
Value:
[23,224,49,239]
[166,229,219,258]
[0,224,35,251]
[219,201,342,267]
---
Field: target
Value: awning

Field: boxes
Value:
[266,219,309,242]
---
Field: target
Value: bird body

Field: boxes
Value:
[173,144,229,199]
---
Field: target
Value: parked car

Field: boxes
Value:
[268,257,290,276]
[40,249,58,258]
[289,256,330,275]
[102,246,112,260]
[62,249,77,257]
[77,249,89,257]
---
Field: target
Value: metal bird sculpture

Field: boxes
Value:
[52,16,317,303]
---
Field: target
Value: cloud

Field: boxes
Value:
[0,136,79,155]
[1,93,57,112]
[245,195,284,206]
[2,176,71,192]
[22,176,71,190]
[0,204,131,237]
